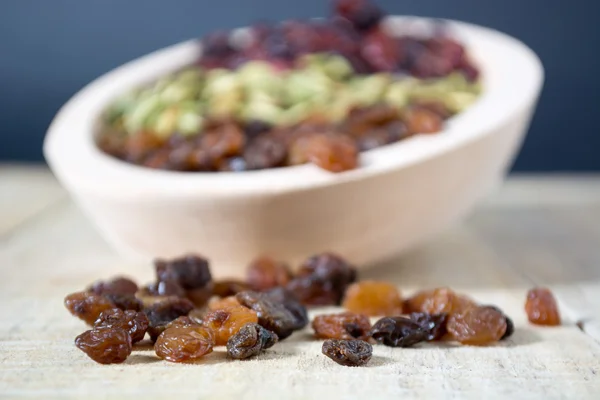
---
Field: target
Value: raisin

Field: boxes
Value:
[244,120,272,140]
[166,315,199,329]
[198,123,246,168]
[264,287,309,330]
[142,280,186,298]
[202,305,259,346]
[236,291,302,340]
[312,312,371,340]
[481,305,514,340]
[208,296,242,310]
[144,297,195,342]
[154,254,212,290]
[369,316,429,347]
[154,325,215,363]
[101,293,142,312]
[65,292,115,325]
[75,327,132,364]
[247,256,293,291]
[343,105,400,137]
[342,281,403,316]
[213,280,251,298]
[355,122,408,151]
[525,288,561,326]
[122,132,164,163]
[322,339,372,367]
[408,312,448,341]
[244,135,288,170]
[94,308,149,344]
[403,287,476,316]
[447,306,507,345]
[334,0,383,31]
[403,106,444,135]
[288,133,358,172]
[360,28,401,72]
[287,252,357,306]
[88,277,138,296]
[226,323,279,359]
[186,286,214,308]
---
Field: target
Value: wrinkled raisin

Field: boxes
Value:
[202,305,259,346]
[213,280,251,298]
[287,252,357,306]
[288,133,358,172]
[226,323,279,359]
[244,135,288,170]
[403,287,476,316]
[447,306,507,345]
[65,292,115,325]
[94,308,149,343]
[208,296,242,310]
[343,105,400,137]
[88,277,138,296]
[154,254,212,290]
[143,280,186,298]
[144,297,195,342]
[264,287,309,330]
[525,288,561,326]
[403,106,443,135]
[236,291,302,340]
[322,339,372,367]
[342,281,403,316]
[186,286,214,308]
[247,256,293,291]
[369,316,429,347]
[103,293,143,312]
[312,312,371,340]
[334,0,383,31]
[481,305,514,340]
[75,327,132,364]
[408,312,448,341]
[154,325,215,362]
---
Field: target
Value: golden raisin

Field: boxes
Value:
[525,287,561,326]
[342,281,403,316]
[154,325,215,362]
[213,280,250,298]
[64,292,115,325]
[403,106,443,135]
[404,287,476,316]
[246,256,293,291]
[288,133,358,172]
[208,296,241,311]
[312,312,372,340]
[447,306,507,345]
[202,305,259,346]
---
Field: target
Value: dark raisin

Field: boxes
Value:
[236,291,301,340]
[408,312,448,341]
[88,277,138,296]
[154,254,211,290]
[94,308,149,343]
[213,280,251,298]
[322,339,372,367]
[369,316,429,347]
[75,327,132,364]
[264,287,309,330]
[144,297,195,342]
[244,135,288,170]
[186,286,214,308]
[481,306,513,340]
[143,280,186,298]
[244,120,273,140]
[102,293,143,312]
[226,323,279,359]
[312,312,371,340]
[343,104,401,137]
[525,287,561,326]
[65,292,114,325]
[246,256,293,291]
[154,325,215,362]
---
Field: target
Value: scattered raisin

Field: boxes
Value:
[287,252,357,306]
[202,305,259,346]
[144,297,195,342]
[403,106,444,135]
[226,323,279,359]
[408,312,448,341]
[369,316,429,347]
[481,305,514,340]
[343,105,400,137]
[208,296,242,310]
[447,306,507,345]
[103,293,143,312]
[247,256,293,291]
[403,287,476,316]
[154,254,212,290]
[244,135,288,170]
[94,308,149,344]
[288,133,358,172]
[64,292,115,325]
[75,327,132,364]
[154,325,215,362]
[312,312,371,340]
[213,280,251,298]
[143,280,186,298]
[88,277,138,296]
[342,281,403,316]
[186,286,214,308]
[236,291,302,340]
[264,287,309,330]
[525,288,561,326]
[322,339,372,367]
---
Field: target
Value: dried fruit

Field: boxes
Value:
[75,327,132,364]
[287,252,357,306]
[213,280,251,298]
[208,296,242,310]
[312,312,371,340]
[226,323,279,359]
[342,281,403,316]
[244,135,288,170]
[143,280,186,298]
[369,316,429,347]
[203,305,259,346]
[525,288,561,326]
[481,305,514,340]
[103,293,143,312]
[154,254,212,290]
[64,292,115,325]
[447,306,507,345]
[288,132,358,172]
[154,325,215,362]
[322,339,372,367]
[88,277,139,296]
[247,256,293,291]
[94,308,149,343]
[408,312,448,341]
[403,287,476,316]
[264,287,309,330]
[403,106,444,135]
[186,286,214,308]
[236,290,303,339]
[144,297,195,342]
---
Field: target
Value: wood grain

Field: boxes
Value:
[1,168,600,399]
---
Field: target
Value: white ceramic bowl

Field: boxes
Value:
[44,17,543,277]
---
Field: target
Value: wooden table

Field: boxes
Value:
[1,165,600,399]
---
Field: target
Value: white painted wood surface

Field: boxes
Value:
[1,166,600,399]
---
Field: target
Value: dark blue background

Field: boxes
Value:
[1,0,598,170]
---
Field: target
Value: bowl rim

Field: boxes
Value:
[44,16,543,199]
